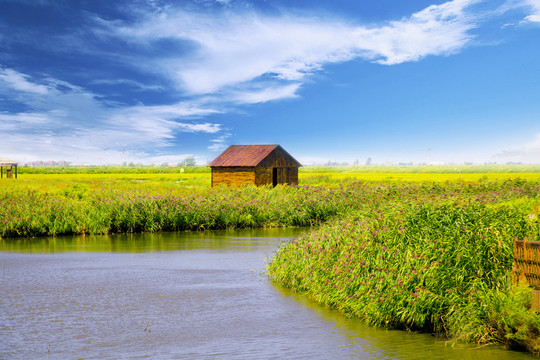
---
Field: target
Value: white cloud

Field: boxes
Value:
[494,133,540,163]
[125,103,221,119]
[0,68,223,163]
[0,112,49,124]
[107,0,479,97]
[178,122,221,133]
[356,0,479,65]
[524,14,540,21]
[522,0,540,22]
[0,132,146,165]
[232,83,301,104]
[0,68,49,94]
[208,132,231,152]
[90,78,164,91]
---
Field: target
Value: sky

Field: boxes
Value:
[1,0,540,165]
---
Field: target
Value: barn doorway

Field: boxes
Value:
[272,168,278,187]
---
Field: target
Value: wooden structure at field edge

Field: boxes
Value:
[209,145,301,187]
[0,160,18,179]
[513,239,540,311]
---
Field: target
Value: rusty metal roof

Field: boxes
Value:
[209,145,300,167]
[209,145,278,167]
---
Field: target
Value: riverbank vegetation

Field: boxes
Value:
[3,166,540,354]
[266,178,540,354]
[0,182,349,237]
[2,173,539,238]
[268,202,540,353]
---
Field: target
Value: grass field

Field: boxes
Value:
[9,164,540,193]
[300,172,540,185]
[12,173,211,195]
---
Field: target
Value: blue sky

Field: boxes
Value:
[1,0,540,165]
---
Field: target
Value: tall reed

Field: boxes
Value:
[1,180,539,238]
[268,202,540,353]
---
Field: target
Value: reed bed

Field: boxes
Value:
[0,185,334,236]
[1,178,539,238]
[268,181,540,354]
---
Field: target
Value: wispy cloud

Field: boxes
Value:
[522,0,540,23]
[0,68,49,94]
[0,112,49,124]
[90,78,164,91]
[356,0,480,65]
[231,84,301,104]
[208,132,232,152]
[494,133,540,163]
[106,0,479,98]
[0,68,222,163]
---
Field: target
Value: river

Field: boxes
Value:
[0,229,533,359]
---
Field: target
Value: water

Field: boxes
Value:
[0,230,533,359]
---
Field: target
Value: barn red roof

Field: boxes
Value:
[209,145,301,167]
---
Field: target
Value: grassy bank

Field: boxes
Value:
[0,184,347,237]
[1,177,539,237]
[267,186,540,354]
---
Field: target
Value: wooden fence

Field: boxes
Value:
[513,239,540,289]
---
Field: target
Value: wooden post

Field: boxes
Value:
[532,290,540,312]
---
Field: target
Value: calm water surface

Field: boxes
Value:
[0,229,533,359]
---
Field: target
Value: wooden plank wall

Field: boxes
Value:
[259,148,300,168]
[277,168,287,184]
[514,240,540,289]
[211,166,298,187]
[212,167,256,187]
[255,167,272,186]
[274,167,298,185]
[288,167,298,185]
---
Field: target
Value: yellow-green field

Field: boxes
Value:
[6,166,540,194]
[6,173,211,195]
[300,171,540,185]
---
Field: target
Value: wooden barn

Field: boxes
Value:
[209,145,301,187]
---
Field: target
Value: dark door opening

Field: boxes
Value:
[272,167,278,187]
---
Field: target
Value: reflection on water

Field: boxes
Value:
[0,229,533,359]
[0,227,307,253]
[276,286,533,360]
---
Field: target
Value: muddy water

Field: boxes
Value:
[0,229,533,359]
